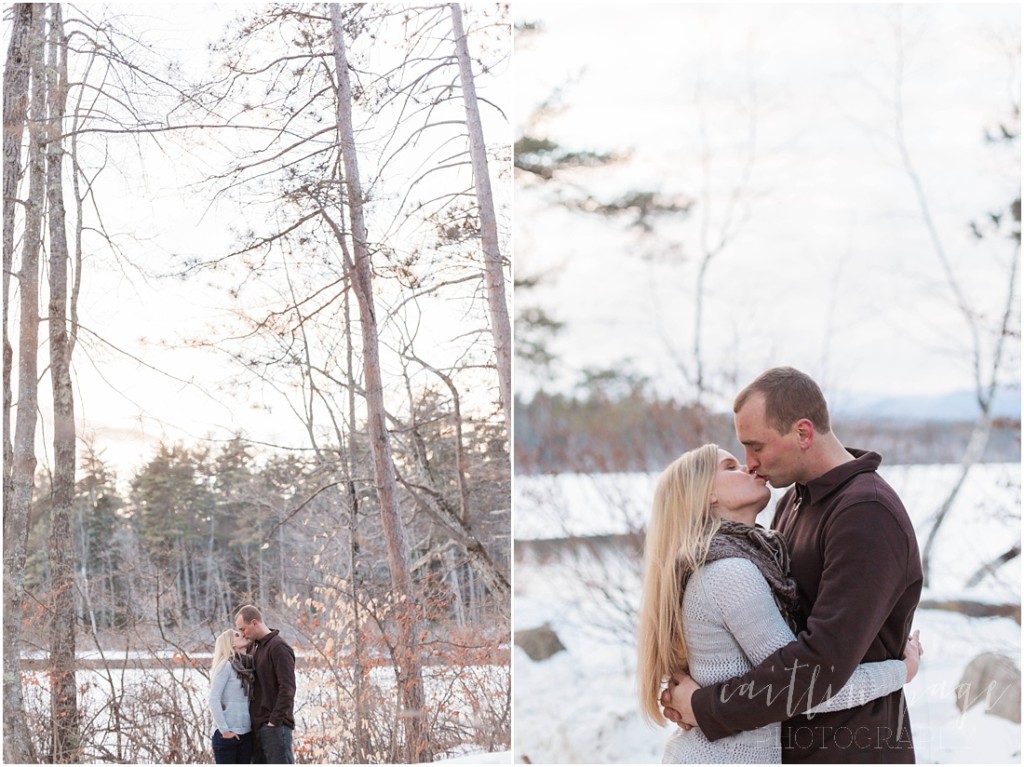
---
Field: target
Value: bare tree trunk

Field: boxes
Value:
[401,480,510,609]
[206,515,219,616]
[1,11,33,755]
[345,480,369,761]
[886,16,1021,585]
[897,121,1019,584]
[965,540,1021,588]
[397,348,510,614]
[3,3,32,518]
[329,6,426,761]
[920,416,991,585]
[445,547,466,626]
[340,278,372,762]
[44,5,80,760]
[409,354,473,525]
[4,6,44,761]
[450,3,511,433]
[916,236,1017,582]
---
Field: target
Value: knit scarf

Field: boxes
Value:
[700,519,803,632]
[230,652,256,699]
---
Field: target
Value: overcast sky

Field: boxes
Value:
[514,3,1021,411]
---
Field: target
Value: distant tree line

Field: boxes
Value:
[23,417,509,646]
[515,390,1021,475]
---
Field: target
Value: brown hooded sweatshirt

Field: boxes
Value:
[691,450,922,763]
[250,628,296,730]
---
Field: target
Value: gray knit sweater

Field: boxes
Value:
[662,558,906,763]
[209,659,252,737]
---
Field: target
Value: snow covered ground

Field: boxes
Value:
[513,463,1021,763]
[440,751,512,763]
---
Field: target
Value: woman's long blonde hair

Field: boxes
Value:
[211,629,237,673]
[637,443,722,725]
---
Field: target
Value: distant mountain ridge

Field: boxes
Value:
[832,387,1021,422]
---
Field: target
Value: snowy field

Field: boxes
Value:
[514,463,1021,763]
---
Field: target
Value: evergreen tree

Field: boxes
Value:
[129,443,215,626]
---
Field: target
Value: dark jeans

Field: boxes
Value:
[212,730,254,764]
[253,723,294,764]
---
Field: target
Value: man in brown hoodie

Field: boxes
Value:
[236,605,296,764]
[663,367,923,762]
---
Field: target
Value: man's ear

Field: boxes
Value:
[794,418,815,448]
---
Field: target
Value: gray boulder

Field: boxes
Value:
[955,652,1021,723]
[514,622,566,661]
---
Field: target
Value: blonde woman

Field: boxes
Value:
[637,445,922,763]
[209,628,255,764]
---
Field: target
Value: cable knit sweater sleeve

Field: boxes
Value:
[698,558,906,715]
[209,660,233,735]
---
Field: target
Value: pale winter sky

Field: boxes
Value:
[15,3,512,478]
[514,3,1021,412]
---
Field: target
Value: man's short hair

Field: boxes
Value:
[734,366,831,435]
[236,605,263,624]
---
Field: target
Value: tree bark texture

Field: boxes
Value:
[3,3,32,518]
[449,3,512,433]
[44,5,81,760]
[341,283,372,762]
[4,5,44,762]
[328,5,427,762]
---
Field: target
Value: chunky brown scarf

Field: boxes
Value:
[229,652,256,699]
[697,519,803,632]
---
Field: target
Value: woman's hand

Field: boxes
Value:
[221,731,239,740]
[660,672,700,729]
[902,629,923,683]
